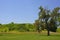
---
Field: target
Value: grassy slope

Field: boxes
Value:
[0,32,60,40]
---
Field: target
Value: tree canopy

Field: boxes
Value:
[35,6,60,35]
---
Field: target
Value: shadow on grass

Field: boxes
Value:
[39,35,60,37]
[50,34,60,36]
[36,33,60,37]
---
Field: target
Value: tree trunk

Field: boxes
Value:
[47,30,50,36]
[46,22,50,36]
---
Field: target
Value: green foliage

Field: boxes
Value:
[0,23,35,32]
[35,6,60,33]
[57,28,60,32]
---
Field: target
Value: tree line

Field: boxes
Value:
[0,22,36,32]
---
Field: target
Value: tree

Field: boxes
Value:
[35,6,60,36]
[34,20,41,33]
[7,22,15,31]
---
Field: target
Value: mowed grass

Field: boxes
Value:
[0,32,60,40]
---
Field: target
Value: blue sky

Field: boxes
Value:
[0,0,60,24]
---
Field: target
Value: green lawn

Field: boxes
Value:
[0,32,60,40]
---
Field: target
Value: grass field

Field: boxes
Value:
[0,31,60,40]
